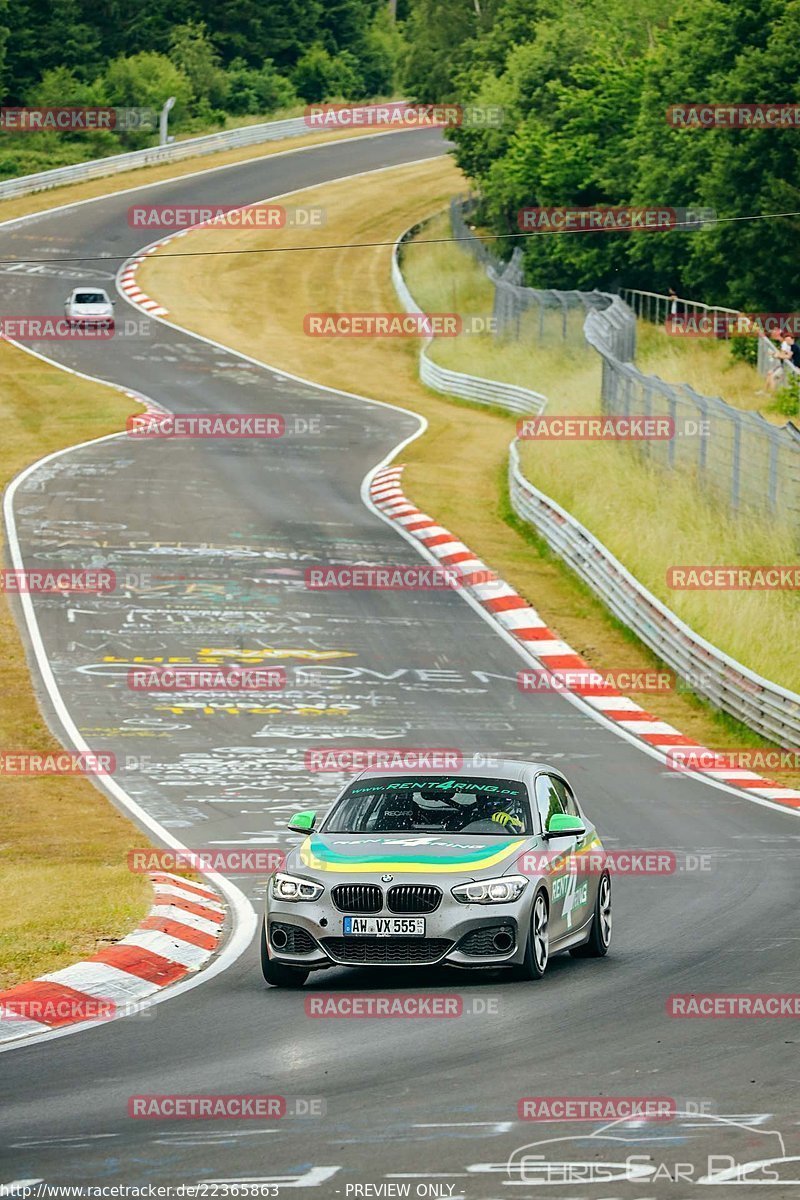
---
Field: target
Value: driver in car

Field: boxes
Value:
[490,807,525,830]
[456,790,526,832]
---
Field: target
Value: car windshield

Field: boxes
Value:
[74,292,107,304]
[324,775,532,836]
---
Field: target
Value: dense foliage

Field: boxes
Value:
[3,0,797,309]
[403,0,800,310]
[0,1,408,177]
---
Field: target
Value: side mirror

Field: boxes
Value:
[288,809,317,834]
[545,813,585,839]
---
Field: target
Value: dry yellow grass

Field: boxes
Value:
[140,159,798,779]
[0,344,152,986]
[636,323,773,417]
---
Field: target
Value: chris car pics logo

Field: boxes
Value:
[501,1112,797,1187]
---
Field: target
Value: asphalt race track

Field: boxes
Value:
[0,127,797,1194]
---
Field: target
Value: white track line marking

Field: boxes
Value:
[94,155,800,820]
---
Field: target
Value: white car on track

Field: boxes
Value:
[64,287,115,327]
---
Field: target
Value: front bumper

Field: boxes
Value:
[265,884,532,970]
[65,313,114,327]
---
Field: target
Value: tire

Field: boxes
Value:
[570,872,612,958]
[260,918,309,988]
[514,890,549,980]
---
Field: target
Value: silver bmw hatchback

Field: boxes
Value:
[261,760,612,987]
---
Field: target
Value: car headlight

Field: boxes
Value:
[451,875,529,904]
[271,872,324,902]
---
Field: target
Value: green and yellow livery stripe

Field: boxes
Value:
[299,837,526,874]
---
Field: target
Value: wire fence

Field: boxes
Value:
[451,197,800,529]
[619,287,800,382]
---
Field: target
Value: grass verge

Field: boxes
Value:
[140,157,800,786]
[0,345,152,987]
[636,323,771,416]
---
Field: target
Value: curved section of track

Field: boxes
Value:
[0,128,795,1192]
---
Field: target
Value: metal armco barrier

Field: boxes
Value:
[392,223,546,416]
[508,440,800,748]
[0,115,314,199]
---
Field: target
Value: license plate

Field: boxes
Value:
[343,917,425,937]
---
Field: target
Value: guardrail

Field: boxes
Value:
[392,223,546,416]
[509,440,800,748]
[0,115,314,200]
[620,286,739,329]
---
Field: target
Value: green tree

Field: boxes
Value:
[292,43,362,101]
[102,52,192,118]
[25,65,106,107]
[225,57,297,114]
[403,0,483,100]
[209,0,323,68]
[355,9,405,96]
[629,0,800,308]
[168,21,228,112]
[4,0,99,98]
[21,66,114,152]
[441,0,674,289]
[0,0,8,97]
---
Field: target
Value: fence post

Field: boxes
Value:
[730,410,743,511]
[641,381,653,460]
[768,427,780,511]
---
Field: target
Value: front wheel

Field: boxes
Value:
[514,890,549,980]
[570,872,612,958]
[260,918,309,988]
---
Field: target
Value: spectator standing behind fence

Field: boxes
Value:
[766,331,794,392]
[667,286,684,332]
[779,333,796,375]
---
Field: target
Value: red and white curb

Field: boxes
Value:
[124,385,169,425]
[118,245,169,316]
[370,465,800,812]
[118,221,232,319]
[0,872,226,1044]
